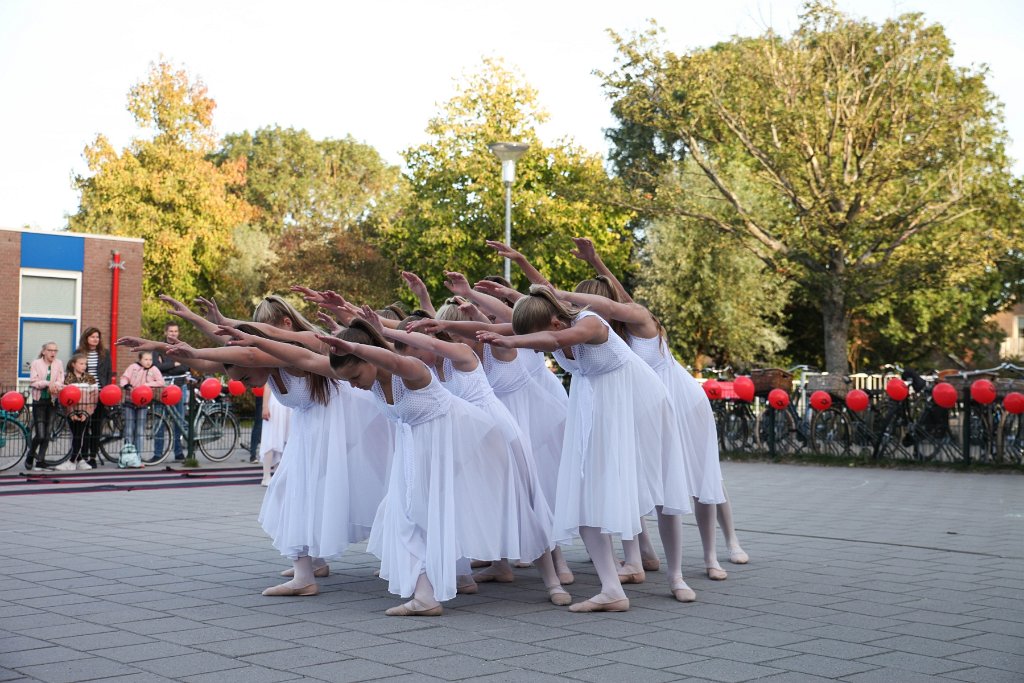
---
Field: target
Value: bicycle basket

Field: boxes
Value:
[751,368,793,396]
[804,374,850,398]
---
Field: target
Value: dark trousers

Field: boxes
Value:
[29,400,57,464]
[85,404,105,462]
[69,417,90,462]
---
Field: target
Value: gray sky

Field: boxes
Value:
[1,0,1020,229]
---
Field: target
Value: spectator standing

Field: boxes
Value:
[27,341,64,471]
[154,322,188,460]
[75,327,111,467]
[54,353,98,471]
[119,351,164,456]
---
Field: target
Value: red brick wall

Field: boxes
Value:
[0,230,144,390]
[81,237,144,380]
[0,231,20,391]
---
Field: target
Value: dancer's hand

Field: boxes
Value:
[360,305,385,334]
[476,331,514,348]
[443,271,473,298]
[158,294,194,320]
[401,271,430,299]
[316,334,354,355]
[570,237,598,264]
[473,279,523,303]
[406,318,446,335]
[316,310,342,334]
[116,336,160,352]
[485,240,524,263]
[193,296,226,324]
[218,326,257,347]
[458,299,489,323]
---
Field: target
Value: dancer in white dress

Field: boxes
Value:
[478,287,691,612]
[380,307,569,604]
[318,320,523,616]
[565,238,749,579]
[259,388,291,486]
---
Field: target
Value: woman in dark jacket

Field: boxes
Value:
[76,327,112,466]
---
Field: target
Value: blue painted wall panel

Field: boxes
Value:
[21,232,85,271]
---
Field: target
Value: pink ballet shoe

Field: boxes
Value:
[568,596,629,613]
[261,582,318,597]
[385,601,443,616]
[642,556,661,572]
[706,566,728,581]
[547,587,572,606]
[456,577,478,595]
[557,570,575,585]
[470,559,491,569]
[473,566,515,583]
[671,578,696,602]
[729,548,749,564]
[280,565,329,578]
[617,564,646,584]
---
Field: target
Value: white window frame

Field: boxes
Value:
[18,268,82,378]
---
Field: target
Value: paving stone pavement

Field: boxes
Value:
[0,461,1020,682]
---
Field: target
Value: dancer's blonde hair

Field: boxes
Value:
[511,286,581,335]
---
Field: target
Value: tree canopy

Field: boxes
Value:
[378,58,634,302]
[602,1,1024,373]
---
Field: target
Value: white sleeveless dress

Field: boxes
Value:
[259,392,291,466]
[441,357,554,561]
[551,312,691,543]
[628,333,725,504]
[366,370,512,602]
[522,348,568,402]
[258,371,391,560]
[482,344,567,517]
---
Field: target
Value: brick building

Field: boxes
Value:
[1,227,144,391]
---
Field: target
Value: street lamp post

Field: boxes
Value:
[488,141,530,282]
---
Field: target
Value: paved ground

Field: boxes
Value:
[0,461,1021,682]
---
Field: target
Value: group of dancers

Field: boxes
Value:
[117,237,748,616]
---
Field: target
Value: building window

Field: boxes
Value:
[19,269,81,376]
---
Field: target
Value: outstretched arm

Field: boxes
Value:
[551,289,650,327]
[159,295,227,345]
[165,341,283,369]
[317,335,432,388]
[401,271,436,316]
[444,272,512,323]
[476,315,607,352]
[218,327,333,378]
[407,317,513,340]
[570,237,633,304]
[485,241,553,289]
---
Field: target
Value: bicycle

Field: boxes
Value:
[872,367,959,462]
[0,401,31,472]
[755,365,815,455]
[143,382,239,464]
[702,366,756,452]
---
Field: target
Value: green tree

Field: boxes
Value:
[212,126,403,310]
[602,2,1024,373]
[380,58,634,302]
[69,60,254,334]
[636,163,792,368]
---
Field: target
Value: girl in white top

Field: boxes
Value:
[478,287,691,613]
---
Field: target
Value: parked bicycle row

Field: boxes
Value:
[694,364,1024,465]
[0,377,246,472]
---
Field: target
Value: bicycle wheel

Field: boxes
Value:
[756,407,796,454]
[197,409,239,461]
[140,411,173,465]
[0,414,30,471]
[809,408,850,456]
[722,406,751,452]
[911,405,958,462]
[98,407,125,464]
[961,404,995,463]
[39,411,72,468]
[998,412,1024,465]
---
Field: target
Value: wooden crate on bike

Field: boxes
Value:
[751,368,793,396]
[804,373,850,398]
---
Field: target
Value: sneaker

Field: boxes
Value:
[54,461,76,471]
[77,460,93,470]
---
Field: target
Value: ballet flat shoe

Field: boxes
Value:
[642,557,661,572]
[706,567,728,581]
[457,582,478,595]
[262,582,319,597]
[557,571,575,585]
[568,597,630,613]
[617,566,646,584]
[671,583,697,602]
[470,559,491,569]
[385,603,443,617]
[473,570,515,583]
[280,566,329,578]
[729,549,749,565]
[548,589,572,606]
